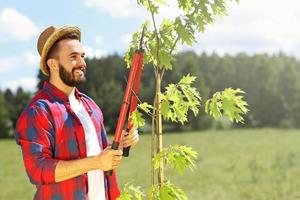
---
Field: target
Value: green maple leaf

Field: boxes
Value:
[160,100,170,118]
[159,50,174,70]
[175,18,195,45]
[153,145,198,175]
[178,73,196,85]
[205,88,249,123]
[138,102,153,113]
[130,110,145,128]
[117,182,144,200]
[178,0,193,13]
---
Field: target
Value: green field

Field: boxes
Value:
[1,129,300,200]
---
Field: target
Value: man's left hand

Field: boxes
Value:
[120,128,139,148]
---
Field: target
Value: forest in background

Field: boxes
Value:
[1,51,299,138]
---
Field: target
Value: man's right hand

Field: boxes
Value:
[94,147,123,171]
[55,147,123,182]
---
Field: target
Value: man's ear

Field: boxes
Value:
[47,58,58,72]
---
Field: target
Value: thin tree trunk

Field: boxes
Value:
[151,92,157,186]
[155,72,164,186]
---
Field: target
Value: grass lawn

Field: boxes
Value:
[1,129,300,199]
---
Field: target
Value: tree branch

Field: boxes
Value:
[148,0,160,72]
[162,8,199,80]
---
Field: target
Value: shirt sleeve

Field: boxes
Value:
[15,103,59,185]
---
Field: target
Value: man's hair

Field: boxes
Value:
[46,33,80,66]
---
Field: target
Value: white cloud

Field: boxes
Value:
[0,57,19,73]
[193,0,300,57]
[83,45,107,58]
[0,8,38,42]
[156,0,183,20]
[0,51,39,93]
[83,0,181,20]
[0,51,39,73]
[121,33,132,46]
[2,77,38,92]
[94,35,103,45]
[83,0,145,18]
[83,0,300,58]
[24,51,40,68]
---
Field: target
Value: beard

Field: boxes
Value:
[59,63,86,87]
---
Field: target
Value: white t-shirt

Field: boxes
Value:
[69,88,106,200]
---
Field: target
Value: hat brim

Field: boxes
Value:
[40,26,81,76]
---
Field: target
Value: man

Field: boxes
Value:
[15,25,139,200]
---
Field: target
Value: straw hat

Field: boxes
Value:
[37,25,81,76]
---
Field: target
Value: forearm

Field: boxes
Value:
[55,156,99,182]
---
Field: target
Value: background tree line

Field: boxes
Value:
[1,51,300,138]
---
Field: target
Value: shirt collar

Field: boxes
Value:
[43,81,82,103]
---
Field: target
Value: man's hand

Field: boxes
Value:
[120,128,139,149]
[94,147,123,171]
[55,147,122,182]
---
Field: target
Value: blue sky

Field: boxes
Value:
[0,0,299,92]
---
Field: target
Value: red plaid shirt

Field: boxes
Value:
[15,82,120,200]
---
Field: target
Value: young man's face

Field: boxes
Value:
[56,39,87,87]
